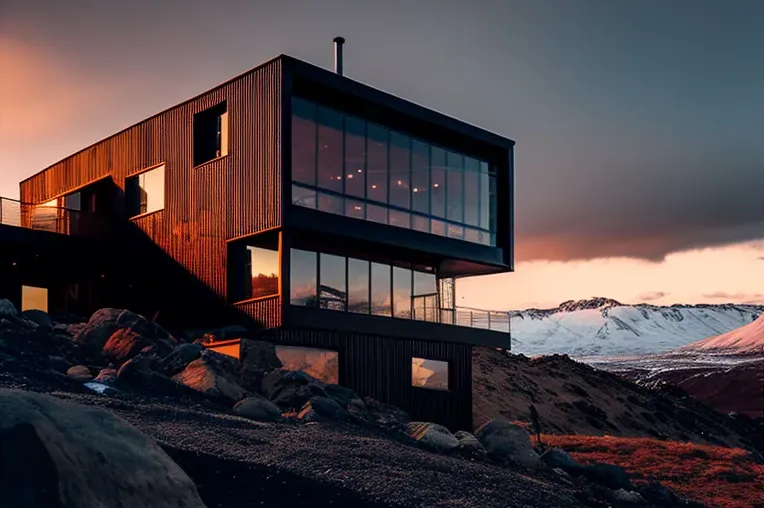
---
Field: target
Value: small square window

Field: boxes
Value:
[126,165,165,217]
[411,357,449,391]
[22,285,48,312]
[193,102,228,166]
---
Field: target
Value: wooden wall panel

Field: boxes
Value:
[18,59,283,328]
[250,328,473,431]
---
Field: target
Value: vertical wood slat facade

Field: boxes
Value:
[249,328,473,431]
[19,59,283,315]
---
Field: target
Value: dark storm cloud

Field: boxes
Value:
[2,0,763,261]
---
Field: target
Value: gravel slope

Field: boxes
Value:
[1,367,590,508]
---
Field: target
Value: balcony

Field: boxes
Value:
[412,305,511,334]
[0,197,108,237]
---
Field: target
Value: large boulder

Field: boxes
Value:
[173,350,248,404]
[474,420,543,468]
[579,463,633,491]
[0,389,206,508]
[160,343,204,376]
[103,329,164,366]
[408,422,460,453]
[118,356,187,397]
[363,397,411,432]
[0,299,18,318]
[66,365,93,382]
[454,430,487,459]
[76,308,175,360]
[239,339,282,392]
[298,395,349,423]
[262,369,327,410]
[233,394,282,422]
[22,309,53,328]
[540,447,582,471]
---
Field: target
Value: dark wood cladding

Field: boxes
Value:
[19,59,283,325]
[251,328,473,431]
[235,296,282,329]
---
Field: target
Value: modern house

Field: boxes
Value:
[2,40,514,430]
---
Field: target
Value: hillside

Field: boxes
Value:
[678,314,764,354]
[472,347,763,453]
[510,298,762,357]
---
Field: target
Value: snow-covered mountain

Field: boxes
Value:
[509,297,763,358]
[678,314,764,355]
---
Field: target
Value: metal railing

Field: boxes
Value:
[0,196,107,237]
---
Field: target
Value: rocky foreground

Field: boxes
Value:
[0,301,728,508]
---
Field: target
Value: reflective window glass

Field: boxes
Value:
[367,124,388,204]
[317,192,343,215]
[411,357,449,390]
[370,262,391,316]
[431,219,446,236]
[348,258,370,314]
[344,116,366,198]
[392,266,412,319]
[411,140,430,214]
[464,157,480,227]
[319,253,346,311]
[246,246,279,299]
[276,346,339,384]
[292,184,316,209]
[127,164,165,217]
[412,214,429,233]
[446,151,464,223]
[345,199,365,220]
[317,108,343,192]
[430,147,446,218]
[389,132,410,210]
[291,98,316,186]
[388,209,410,229]
[367,204,387,225]
[290,249,317,306]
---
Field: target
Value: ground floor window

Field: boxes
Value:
[275,345,339,384]
[21,285,48,312]
[411,357,449,391]
[245,246,279,299]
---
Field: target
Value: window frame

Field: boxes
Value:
[126,163,166,220]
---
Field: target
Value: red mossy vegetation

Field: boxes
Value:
[542,434,764,508]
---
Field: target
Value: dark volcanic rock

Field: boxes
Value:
[474,420,543,469]
[0,299,18,318]
[76,308,175,360]
[159,343,204,376]
[0,389,206,508]
[579,463,633,491]
[93,368,118,387]
[22,309,53,328]
[239,339,282,392]
[66,365,93,382]
[298,395,348,423]
[173,350,249,404]
[540,447,582,471]
[454,430,487,459]
[103,328,157,366]
[233,394,282,422]
[47,355,71,374]
[262,369,327,410]
[408,422,460,453]
[363,397,411,432]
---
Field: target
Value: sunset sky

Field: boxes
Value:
[1,0,762,310]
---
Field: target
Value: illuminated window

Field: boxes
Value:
[22,285,48,313]
[276,345,339,384]
[411,357,449,391]
[126,165,165,217]
[244,246,279,299]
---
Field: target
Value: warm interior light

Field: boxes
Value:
[347,174,353,179]
[357,168,363,173]
[433,183,440,188]
[354,206,362,211]
[413,188,419,193]
[371,184,377,189]
[397,180,402,185]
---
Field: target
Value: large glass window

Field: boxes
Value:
[413,270,437,322]
[411,357,449,391]
[392,266,412,319]
[317,107,343,192]
[446,151,464,223]
[126,164,165,217]
[370,262,391,316]
[276,346,339,384]
[21,285,48,313]
[320,253,347,311]
[290,249,317,306]
[367,124,388,204]
[430,147,446,219]
[290,98,499,247]
[292,99,317,186]
[245,246,279,299]
[389,132,410,210]
[344,116,366,198]
[348,258,370,314]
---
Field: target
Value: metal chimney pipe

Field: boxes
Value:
[333,37,345,75]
